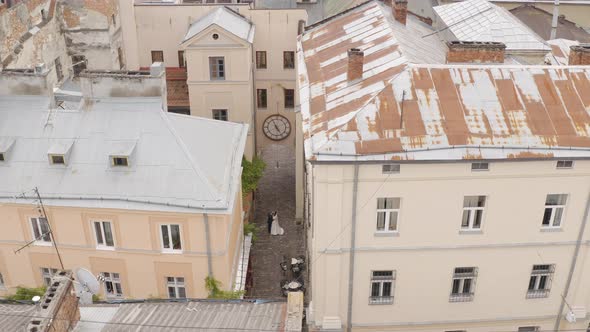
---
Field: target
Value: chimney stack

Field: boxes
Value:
[446,41,506,63]
[347,48,364,82]
[393,0,408,25]
[568,44,590,65]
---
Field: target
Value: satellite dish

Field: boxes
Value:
[75,268,100,294]
[74,268,100,305]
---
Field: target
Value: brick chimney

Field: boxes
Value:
[393,0,408,25]
[26,271,80,332]
[569,44,590,65]
[446,41,506,63]
[347,48,364,82]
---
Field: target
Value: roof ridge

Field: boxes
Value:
[158,110,221,204]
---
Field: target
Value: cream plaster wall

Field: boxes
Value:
[307,159,590,331]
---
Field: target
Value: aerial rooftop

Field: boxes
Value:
[298,1,590,162]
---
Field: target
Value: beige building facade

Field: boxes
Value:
[297,1,590,331]
[0,65,249,300]
[118,1,307,159]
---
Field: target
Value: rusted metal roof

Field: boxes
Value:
[298,1,590,161]
[547,38,579,65]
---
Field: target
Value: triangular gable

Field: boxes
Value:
[181,24,251,49]
[181,7,254,48]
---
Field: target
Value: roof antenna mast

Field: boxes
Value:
[14,187,65,270]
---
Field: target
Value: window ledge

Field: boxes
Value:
[161,250,183,255]
[34,241,53,247]
[374,231,399,237]
[459,229,483,235]
[96,246,116,251]
[540,227,563,232]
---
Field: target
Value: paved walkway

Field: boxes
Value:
[247,144,306,299]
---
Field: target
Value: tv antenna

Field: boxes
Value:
[14,187,65,270]
[73,268,100,305]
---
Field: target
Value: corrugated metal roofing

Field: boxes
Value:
[0,96,248,213]
[433,0,550,52]
[298,1,590,161]
[547,38,579,65]
[183,7,255,44]
[75,301,286,332]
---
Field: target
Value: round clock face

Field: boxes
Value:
[263,114,291,141]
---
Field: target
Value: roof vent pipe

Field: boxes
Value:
[394,0,408,25]
[550,0,560,40]
[347,48,364,82]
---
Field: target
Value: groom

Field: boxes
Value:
[267,212,273,234]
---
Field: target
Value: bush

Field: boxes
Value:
[205,276,244,299]
[243,222,258,243]
[5,286,46,301]
[241,157,266,195]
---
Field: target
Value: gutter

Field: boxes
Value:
[553,185,590,330]
[346,164,360,332]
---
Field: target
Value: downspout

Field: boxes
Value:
[250,43,258,157]
[203,212,214,279]
[553,187,590,331]
[346,164,360,332]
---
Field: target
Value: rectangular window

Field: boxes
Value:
[151,50,164,63]
[542,194,567,228]
[30,217,52,243]
[257,89,267,109]
[50,155,65,165]
[376,198,400,232]
[94,221,114,248]
[41,268,58,286]
[102,272,123,298]
[178,51,185,68]
[212,109,228,121]
[256,51,267,69]
[382,164,400,174]
[0,272,4,288]
[209,56,225,80]
[111,156,128,167]
[72,55,87,76]
[369,271,394,304]
[461,196,486,230]
[471,162,489,171]
[0,153,4,161]
[518,327,540,332]
[283,51,295,69]
[450,267,477,302]
[527,264,554,298]
[167,277,186,298]
[284,89,295,108]
[161,224,182,251]
[556,160,573,169]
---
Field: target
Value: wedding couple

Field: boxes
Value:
[267,211,284,236]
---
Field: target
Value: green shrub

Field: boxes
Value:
[5,286,46,301]
[243,222,258,243]
[205,276,244,299]
[241,157,266,195]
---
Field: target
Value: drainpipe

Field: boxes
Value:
[250,44,258,157]
[553,187,590,331]
[203,212,214,279]
[346,164,360,332]
[550,0,560,40]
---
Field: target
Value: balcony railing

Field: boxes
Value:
[449,292,474,302]
[369,296,393,305]
[526,289,549,299]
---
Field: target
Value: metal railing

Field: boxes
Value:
[369,296,393,305]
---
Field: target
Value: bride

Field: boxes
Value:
[270,211,284,236]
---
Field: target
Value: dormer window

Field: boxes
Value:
[50,155,65,165]
[0,137,15,162]
[111,156,128,167]
[47,140,74,166]
[109,140,136,168]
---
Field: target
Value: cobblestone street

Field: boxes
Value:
[247,144,306,299]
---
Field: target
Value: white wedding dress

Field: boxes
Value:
[270,215,284,236]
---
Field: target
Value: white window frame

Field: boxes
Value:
[526,264,554,299]
[102,272,123,298]
[30,217,52,245]
[376,198,400,233]
[167,277,186,299]
[369,270,395,305]
[41,267,58,286]
[556,160,573,169]
[160,224,182,253]
[542,194,567,229]
[93,221,115,249]
[209,56,225,80]
[450,267,477,302]
[461,196,486,231]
